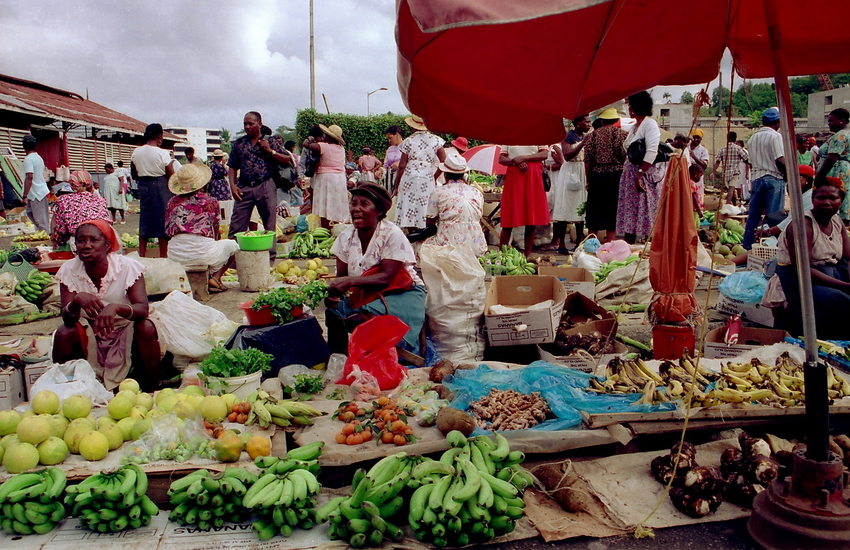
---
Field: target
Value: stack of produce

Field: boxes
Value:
[287,228,334,258]
[717,219,744,246]
[65,464,159,532]
[0,467,66,535]
[15,269,53,303]
[478,246,536,276]
[650,441,725,518]
[244,389,323,428]
[550,328,615,357]
[594,255,639,284]
[120,232,140,248]
[12,230,50,242]
[332,396,417,447]
[720,433,782,507]
[273,258,330,284]
[586,353,850,407]
[168,467,257,530]
[469,389,552,431]
[246,441,325,540]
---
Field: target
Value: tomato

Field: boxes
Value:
[381,430,394,444]
[362,428,373,441]
[347,433,363,445]
[403,426,414,435]
[338,411,355,422]
[341,423,355,436]
[391,420,407,433]
[393,434,407,446]
[335,433,347,444]
[376,396,390,406]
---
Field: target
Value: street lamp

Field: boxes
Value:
[367,87,388,116]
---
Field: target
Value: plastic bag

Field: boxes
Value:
[719,271,768,303]
[583,237,602,254]
[419,244,486,363]
[338,316,408,391]
[574,250,603,273]
[126,253,191,295]
[149,290,233,359]
[348,365,384,401]
[596,240,632,263]
[29,359,113,405]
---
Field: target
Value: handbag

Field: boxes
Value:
[627,139,672,166]
[302,148,319,178]
[348,264,414,309]
[267,137,296,191]
[542,170,552,192]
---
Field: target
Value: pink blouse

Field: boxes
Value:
[317,143,345,174]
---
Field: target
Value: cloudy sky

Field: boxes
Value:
[0,1,720,135]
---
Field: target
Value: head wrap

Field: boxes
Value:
[68,170,94,193]
[690,128,704,138]
[798,165,815,179]
[350,183,392,215]
[77,219,120,253]
[825,176,845,191]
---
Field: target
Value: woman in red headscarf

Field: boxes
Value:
[52,220,162,392]
[50,170,111,248]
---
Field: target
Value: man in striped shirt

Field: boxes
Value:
[713,131,750,206]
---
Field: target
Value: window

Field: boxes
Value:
[825,96,833,106]
[660,109,670,117]
[169,128,188,135]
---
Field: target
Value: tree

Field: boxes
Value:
[219,128,232,153]
[711,86,733,116]
[662,92,672,103]
[275,125,298,144]
[680,91,694,104]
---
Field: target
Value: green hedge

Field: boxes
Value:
[293,109,484,159]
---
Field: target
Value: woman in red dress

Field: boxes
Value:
[498,145,551,257]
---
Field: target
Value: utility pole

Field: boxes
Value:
[309,0,316,110]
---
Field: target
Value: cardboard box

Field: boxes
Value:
[714,295,775,327]
[696,261,736,290]
[23,361,50,400]
[0,367,24,409]
[560,291,613,327]
[703,326,789,359]
[484,275,567,346]
[537,266,596,300]
[537,318,626,372]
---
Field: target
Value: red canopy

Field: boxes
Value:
[396,0,850,144]
[649,156,699,324]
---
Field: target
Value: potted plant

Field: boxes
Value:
[248,280,329,325]
[199,345,273,397]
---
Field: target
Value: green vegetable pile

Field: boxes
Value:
[288,228,334,258]
[293,373,325,395]
[467,172,497,185]
[576,201,587,216]
[718,219,744,245]
[478,246,537,276]
[199,345,273,379]
[252,280,329,324]
[594,254,639,283]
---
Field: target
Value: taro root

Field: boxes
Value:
[651,455,676,485]
[683,466,715,489]
[747,454,780,485]
[720,448,744,479]
[669,441,697,470]
[670,441,697,459]
[435,407,476,436]
[670,487,713,518]
[725,474,759,507]
[739,435,771,459]
[684,466,726,497]
[429,360,457,382]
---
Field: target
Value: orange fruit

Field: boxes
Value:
[214,433,244,462]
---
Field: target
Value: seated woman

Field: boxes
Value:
[324,183,426,354]
[51,171,111,249]
[765,177,850,338]
[52,220,162,392]
[424,151,487,256]
[164,164,239,293]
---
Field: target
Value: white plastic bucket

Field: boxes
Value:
[205,369,261,399]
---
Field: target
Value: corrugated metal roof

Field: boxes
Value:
[0,74,167,138]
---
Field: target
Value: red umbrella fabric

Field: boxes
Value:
[396,0,850,145]
[462,144,507,175]
[649,155,699,324]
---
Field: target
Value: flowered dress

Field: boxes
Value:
[165,192,238,272]
[819,128,850,220]
[616,118,666,238]
[51,192,111,247]
[425,181,487,255]
[397,131,445,228]
[208,161,232,201]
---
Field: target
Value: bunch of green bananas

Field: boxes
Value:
[718,227,743,245]
[478,246,536,276]
[406,431,531,547]
[168,467,256,530]
[288,228,334,258]
[0,249,8,267]
[253,440,324,477]
[13,230,50,242]
[16,269,53,303]
[245,390,323,428]
[64,464,158,533]
[246,442,325,541]
[320,452,415,547]
[0,467,66,535]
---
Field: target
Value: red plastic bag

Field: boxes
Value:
[337,316,408,391]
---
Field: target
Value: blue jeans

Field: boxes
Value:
[744,175,786,249]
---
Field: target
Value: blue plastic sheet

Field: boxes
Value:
[443,361,677,433]
[784,337,850,370]
[719,270,768,303]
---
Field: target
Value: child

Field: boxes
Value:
[357,147,381,183]
[689,163,705,228]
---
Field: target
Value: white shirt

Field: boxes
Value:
[748,126,784,181]
[624,117,661,165]
[776,189,813,232]
[130,144,170,177]
[689,144,709,168]
[23,152,49,201]
[331,219,423,285]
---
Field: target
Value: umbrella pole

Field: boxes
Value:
[748,2,850,548]
[762,2,828,464]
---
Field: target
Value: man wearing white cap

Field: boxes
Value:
[743,107,786,249]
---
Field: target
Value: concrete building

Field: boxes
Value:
[164,126,221,161]
[807,86,850,132]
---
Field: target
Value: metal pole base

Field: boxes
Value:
[748,450,850,549]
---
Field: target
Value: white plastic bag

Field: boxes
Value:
[126,253,191,295]
[29,359,113,405]
[419,243,485,363]
[574,249,604,273]
[149,291,234,359]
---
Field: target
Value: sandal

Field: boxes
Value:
[208,278,227,293]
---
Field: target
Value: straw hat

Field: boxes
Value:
[597,108,620,120]
[405,115,428,131]
[168,163,212,195]
[212,148,225,158]
[437,151,470,174]
[319,124,345,145]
